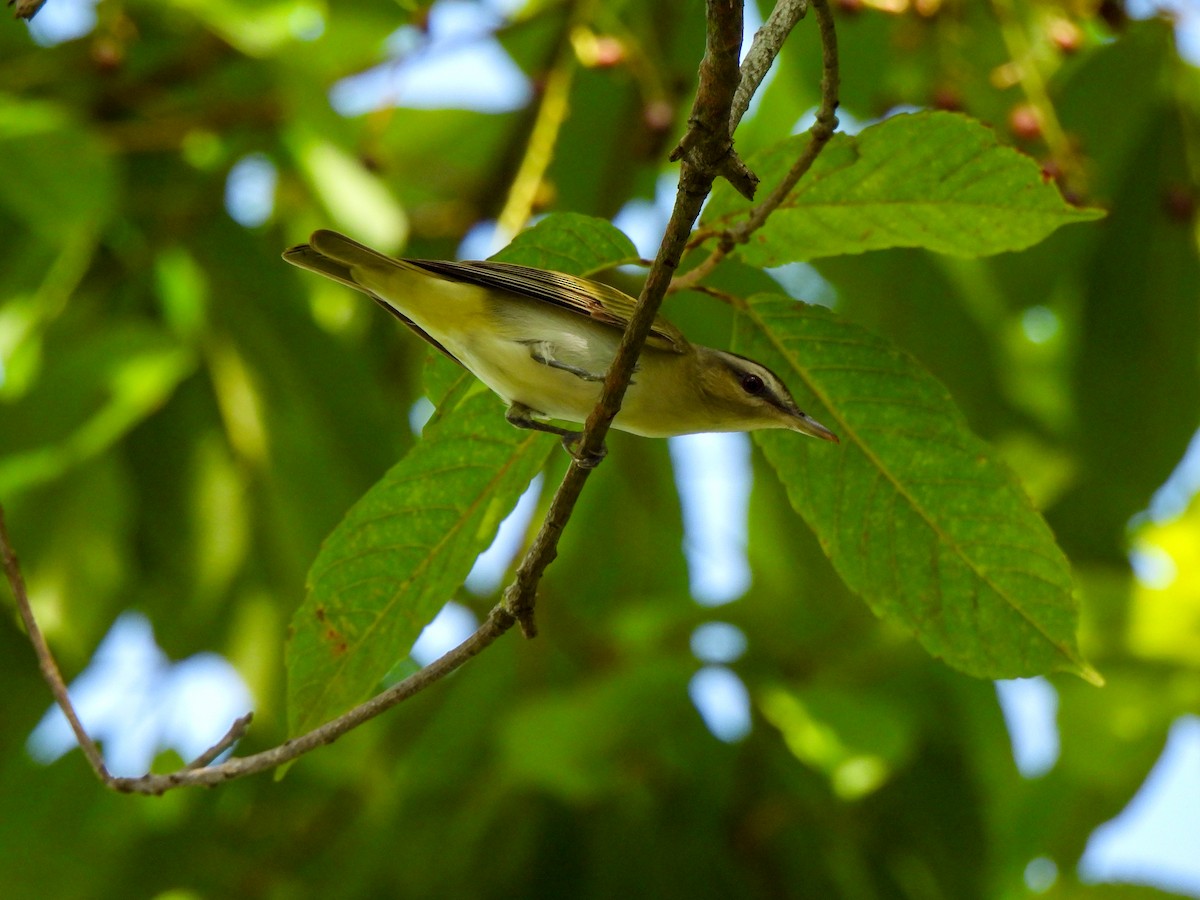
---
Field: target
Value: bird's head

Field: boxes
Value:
[694,347,839,442]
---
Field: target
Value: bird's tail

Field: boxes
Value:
[281,230,400,295]
[281,231,463,366]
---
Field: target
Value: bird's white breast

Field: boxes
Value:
[419,305,612,423]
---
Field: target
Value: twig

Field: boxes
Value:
[0,506,523,793]
[1,504,112,782]
[987,0,1084,196]
[101,605,517,794]
[502,0,751,635]
[671,0,839,294]
[730,0,809,132]
[185,713,254,769]
[9,0,48,21]
[687,283,746,308]
[734,0,838,237]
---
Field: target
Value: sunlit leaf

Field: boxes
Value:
[292,132,409,250]
[759,682,917,799]
[164,0,335,56]
[705,111,1104,265]
[1128,497,1200,666]
[0,327,195,495]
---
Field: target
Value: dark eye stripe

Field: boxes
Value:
[722,354,799,412]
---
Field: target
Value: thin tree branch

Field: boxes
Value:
[1,510,521,794]
[101,605,517,794]
[730,0,809,132]
[1,504,112,782]
[733,0,838,238]
[185,713,255,770]
[672,0,839,294]
[8,0,48,21]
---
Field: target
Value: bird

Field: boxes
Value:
[283,230,838,463]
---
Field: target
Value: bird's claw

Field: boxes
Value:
[561,433,607,469]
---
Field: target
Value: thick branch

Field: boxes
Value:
[669,1,757,200]
[503,0,749,634]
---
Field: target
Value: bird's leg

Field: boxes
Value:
[505,402,574,438]
[522,341,606,383]
[505,402,607,469]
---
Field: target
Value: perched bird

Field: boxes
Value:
[284,230,838,461]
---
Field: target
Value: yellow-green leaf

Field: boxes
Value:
[706,111,1104,264]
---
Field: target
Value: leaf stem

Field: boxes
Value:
[496,7,582,241]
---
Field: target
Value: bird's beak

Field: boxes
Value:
[789,411,840,443]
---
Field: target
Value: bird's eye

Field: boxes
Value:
[740,373,765,395]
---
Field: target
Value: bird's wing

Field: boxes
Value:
[410,259,688,355]
[286,230,686,357]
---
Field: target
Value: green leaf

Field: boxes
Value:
[0,98,118,241]
[287,388,552,734]
[497,658,701,803]
[0,326,195,495]
[758,682,917,799]
[705,111,1104,265]
[1049,98,1200,561]
[421,350,470,411]
[291,131,408,250]
[491,212,640,273]
[734,294,1097,682]
[164,0,341,56]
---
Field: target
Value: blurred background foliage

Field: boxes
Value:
[1,0,1199,897]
